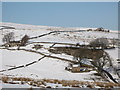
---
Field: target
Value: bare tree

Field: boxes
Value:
[20,35,29,46]
[2,32,14,43]
[89,38,109,49]
[91,60,118,83]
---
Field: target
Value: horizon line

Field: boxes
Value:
[1,21,118,31]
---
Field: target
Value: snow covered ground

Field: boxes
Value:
[2,49,96,81]
[0,22,119,88]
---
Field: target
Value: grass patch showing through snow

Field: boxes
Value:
[1,76,120,88]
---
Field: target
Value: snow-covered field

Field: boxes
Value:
[0,22,119,88]
[2,49,96,81]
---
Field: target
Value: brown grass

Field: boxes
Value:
[2,76,10,83]
[12,77,32,82]
[1,76,120,88]
[95,82,105,87]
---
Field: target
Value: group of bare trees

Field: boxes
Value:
[89,37,117,49]
[89,38,109,49]
[72,38,118,83]
[2,32,29,46]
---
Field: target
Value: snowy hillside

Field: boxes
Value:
[0,22,119,88]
